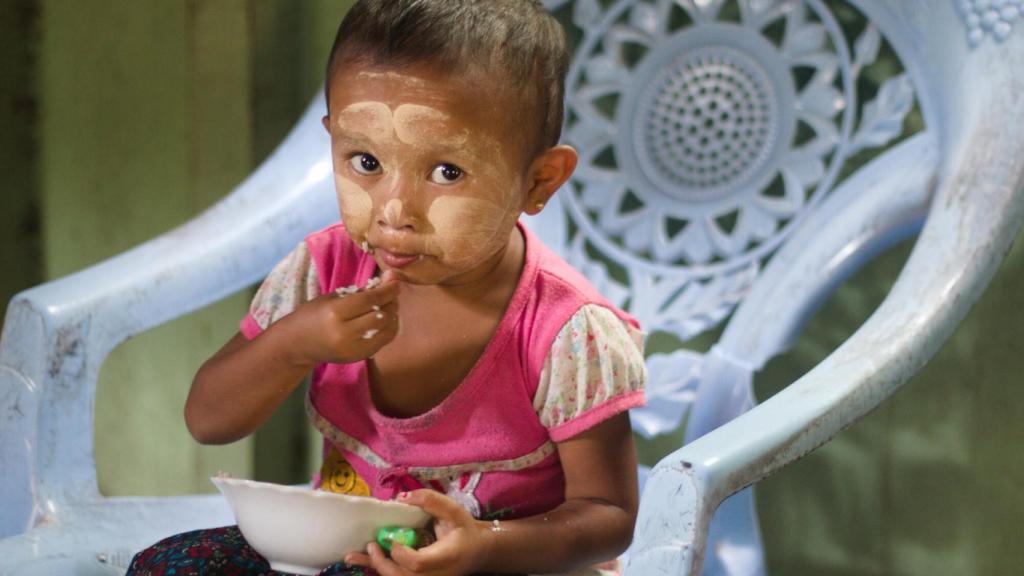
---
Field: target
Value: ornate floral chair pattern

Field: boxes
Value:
[2,1,1022,574]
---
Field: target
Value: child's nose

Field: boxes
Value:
[377,197,420,233]
[376,175,424,231]
[378,199,412,230]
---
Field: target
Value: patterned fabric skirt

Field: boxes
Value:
[126,525,374,576]
[125,524,616,576]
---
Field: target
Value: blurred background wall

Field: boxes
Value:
[0,1,1021,575]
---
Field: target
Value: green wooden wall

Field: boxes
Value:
[0,0,41,324]
[2,1,1021,574]
[35,0,353,495]
[756,237,1024,575]
[41,0,255,496]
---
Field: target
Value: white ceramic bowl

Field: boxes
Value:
[212,477,430,575]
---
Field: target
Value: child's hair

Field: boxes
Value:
[325,0,570,155]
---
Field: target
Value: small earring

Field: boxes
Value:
[534,201,546,211]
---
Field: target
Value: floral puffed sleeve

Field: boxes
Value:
[240,241,321,339]
[533,305,647,442]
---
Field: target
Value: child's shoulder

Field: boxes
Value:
[519,226,642,375]
[524,226,634,325]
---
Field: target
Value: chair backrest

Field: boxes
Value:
[2,1,1023,574]
[530,1,936,572]
[603,1,1024,573]
[532,0,933,443]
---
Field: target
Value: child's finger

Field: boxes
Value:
[365,541,409,576]
[342,307,400,344]
[377,299,399,315]
[397,490,469,523]
[370,299,399,323]
[343,551,371,567]
[333,280,400,320]
[389,542,448,574]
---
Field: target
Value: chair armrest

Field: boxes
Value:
[720,133,938,369]
[8,93,334,345]
[0,94,336,537]
[0,494,232,571]
[681,133,938,442]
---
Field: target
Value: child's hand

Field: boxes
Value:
[278,271,401,366]
[345,490,490,576]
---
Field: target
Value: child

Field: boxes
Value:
[128,1,646,574]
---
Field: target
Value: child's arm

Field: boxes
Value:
[349,412,639,575]
[184,275,400,445]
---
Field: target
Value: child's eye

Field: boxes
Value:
[349,153,381,176]
[429,163,463,185]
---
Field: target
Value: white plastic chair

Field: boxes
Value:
[2,1,1023,575]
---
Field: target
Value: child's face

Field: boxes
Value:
[323,64,534,286]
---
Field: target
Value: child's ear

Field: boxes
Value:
[523,145,578,215]
[321,114,331,134]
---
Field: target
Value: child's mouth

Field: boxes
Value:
[377,249,420,269]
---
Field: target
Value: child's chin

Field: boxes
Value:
[382,255,494,287]
[395,266,472,287]
[382,265,436,286]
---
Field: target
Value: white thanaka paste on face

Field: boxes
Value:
[393,104,468,149]
[330,81,529,279]
[335,175,374,241]
[383,199,404,228]
[332,101,394,242]
[415,120,523,269]
[425,194,518,268]
[335,101,392,136]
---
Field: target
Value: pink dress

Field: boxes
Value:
[241,222,646,523]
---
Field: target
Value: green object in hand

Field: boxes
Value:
[376,527,420,551]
